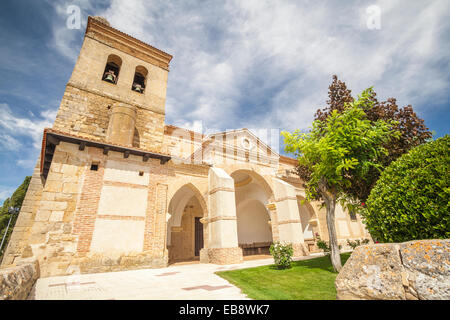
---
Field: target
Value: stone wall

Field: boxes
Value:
[53,84,166,153]
[1,161,44,266]
[0,259,39,300]
[335,239,450,300]
[200,247,243,265]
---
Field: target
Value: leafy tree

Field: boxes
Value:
[297,75,432,204]
[363,136,449,242]
[0,176,31,260]
[282,88,398,271]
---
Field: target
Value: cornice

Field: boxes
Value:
[86,16,173,71]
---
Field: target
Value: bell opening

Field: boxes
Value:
[132,72,146,93]
[102,62,119,84]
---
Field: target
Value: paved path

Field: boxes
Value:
[31,253,324,300]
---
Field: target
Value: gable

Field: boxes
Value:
[191,129,280,166]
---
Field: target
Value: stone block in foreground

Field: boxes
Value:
[335,239,450,300]
[0,259,40,300]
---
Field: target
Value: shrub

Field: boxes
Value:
[316,238,342,255]
[269,242,293,269]
[346,238,370,250]
[362,136,450,242]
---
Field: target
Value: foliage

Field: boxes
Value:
[216,253,351,300]
[362,136,450,242]
[316,238,342,255]
[346,238,370,250]
[0,176,31,259]
[299,75,433,203]
[269,242,294,269]
[282,87,398,272]
[282,87,399,202]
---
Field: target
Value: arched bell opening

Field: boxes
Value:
[131,65,148,93]
[102,54,122,84]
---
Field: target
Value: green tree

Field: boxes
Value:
[0,176,31,260]
[308,75,432,203]
[363,136,449,242]
[282,88,399,271]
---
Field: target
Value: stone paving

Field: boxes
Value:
[31,253,324,300]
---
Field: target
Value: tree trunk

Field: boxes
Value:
[324,195,342,272]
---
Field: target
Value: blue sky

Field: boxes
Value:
[0,0,449,203]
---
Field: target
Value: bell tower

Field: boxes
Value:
[53,16,172,152]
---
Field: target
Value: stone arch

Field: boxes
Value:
[230,169,275,255]
[296,195,318,240]
[132,65,148,93]
[167,183,207,229]
[166,183,207,263]
[102,54,122,84]
[229,168,275,203]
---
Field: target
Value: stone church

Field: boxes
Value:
[1,17,370,277]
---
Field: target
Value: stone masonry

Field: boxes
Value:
[335,240,450,300]
[1,16,371,278]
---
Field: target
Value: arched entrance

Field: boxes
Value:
[231,170,273,257]
[167,184,206,264]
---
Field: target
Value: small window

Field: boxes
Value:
[90,163,99,171]
[131,66,148,93]
[102,54,122,84]
[349,210,357,221]
[139,171,144,176]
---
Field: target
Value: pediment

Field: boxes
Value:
[191,128,280,166]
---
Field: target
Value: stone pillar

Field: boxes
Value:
[106,103,136,147]
[272,178,308,257]
[200,167,243,264]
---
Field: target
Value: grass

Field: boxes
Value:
[216,253,351,300]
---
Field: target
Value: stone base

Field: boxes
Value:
[39,252,168,277]
[200,247,243,265]
[292,243,309,257]
[0,258,40,300]
[335,240,450,300]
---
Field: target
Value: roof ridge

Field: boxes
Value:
[87,16,173,61]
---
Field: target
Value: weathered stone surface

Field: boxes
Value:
[0,259,40,300]
[75,252,167,274]
[335,243,405,300]
[399,240,450,300]
[1,14,371,279]
[335,240,450,300]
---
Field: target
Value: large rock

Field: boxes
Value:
[400,240,450,300]
[335,240,450,300]
[0,259,40,300]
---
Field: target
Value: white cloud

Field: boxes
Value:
[172,120,204,134]
[0,103,57,149]
[17,159,37,169]
[0,133,22,151]
[49,0,95,62]
[47,0,449,135]
[0,186,15,204]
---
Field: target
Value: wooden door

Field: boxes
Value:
[194,217,204,256]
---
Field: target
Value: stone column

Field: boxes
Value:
[200,167,243,264]
[272,178,308,257]
[106,103,136,147]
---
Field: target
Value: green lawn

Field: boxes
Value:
[216,253,351,300]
